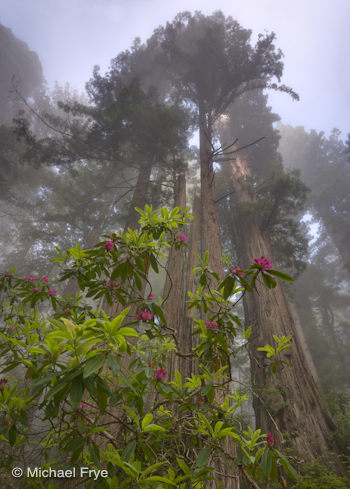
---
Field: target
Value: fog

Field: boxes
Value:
[2,0,349,136]
[0,3,350,487]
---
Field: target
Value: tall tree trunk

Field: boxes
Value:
[199,108,240,488]
[230,152,341,466]
[92,163,154,452]
[183,194,201,378]
[199,107,223,280]
[313,208,350,272]
[163,172,187,380]
[124,162,153,231]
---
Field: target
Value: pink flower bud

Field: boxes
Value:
[195,395,206,404]
[147,292,154,300]
[40,276,49,283]
[48,289,56,297]
[267,432,275,448]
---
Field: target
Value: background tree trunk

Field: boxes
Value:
[230,152,341,466]
[163,173,187,379]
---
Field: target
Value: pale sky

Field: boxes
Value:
[1,0,349,137]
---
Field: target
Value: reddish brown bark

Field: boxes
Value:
[230,152,341,465]
[199,108,239,488]
[163,173,187,379]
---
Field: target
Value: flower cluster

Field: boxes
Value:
[153,368,167,380]
[136,309,153,321]
[232,266,244,277]
[205,321,218,333]
[177,233,189,243]
[103,240,114,252]
[40,276,49,283]
[254,256,272,272]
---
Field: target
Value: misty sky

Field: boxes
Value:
[1,0,349,138]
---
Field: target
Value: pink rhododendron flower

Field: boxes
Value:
[154,368,167,380]
[33,287,41,293]
[24,275,35,282]
[103,240,114,251]
[232,266,244,277]
[79,402,88,409]
[266,432,274,448]
[106,281,115,288]
[254,256,272,272]
[40,276,49,283]
[48,289,56,297]
[205,321,218,332]
[147,292,154,300]
[8,326,15,331]
[137,309,153,321]
[178,233,189,243]
[195,395,206,404]
[64,308,70,313]
[4,272,9,276]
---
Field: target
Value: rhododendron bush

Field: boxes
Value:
[0,206,298,488]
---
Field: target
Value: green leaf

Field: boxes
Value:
[261,448,272,478]
[261,272,277,289]
[110,307,131,332]
[244,326,252,340]
[223,275,235,300]
[83,354,105,378]
[151,303,166,325]
[123,406,140,429]
[267,269,294,282]
[65,436,86,454]
[122,441,136,462]
[143,424,166,432]
[150,254,159,273]
[89,441,100,465]
[141,462,165,478]
[8,426,16,446]
[95,382,108,413]
[273,449,299,481]
[141,413,153,430]
[199,273,207,288]
[174,369,182,389]
[141,476,176,486]
[117,327,138,337]
[177,457,191,475]
[196,447,211,467]
[70,375,84,409]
